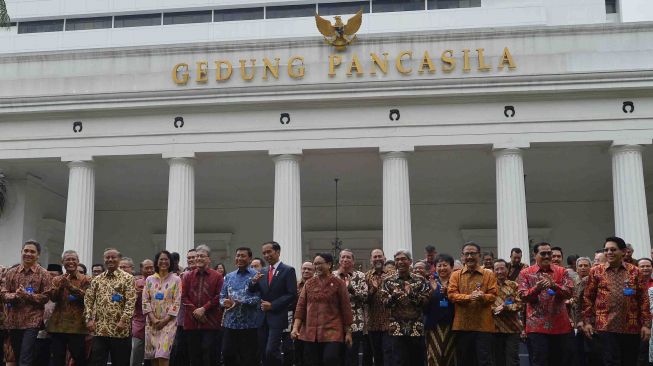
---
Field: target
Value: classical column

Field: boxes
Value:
[611,144,651,258]
[381,151,413,258]
[165,156,195,268]
[63,160,95,268]
[494,147,530,264]
[272,154,302,273]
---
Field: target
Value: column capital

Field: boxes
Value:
[611,138,652,148]
[272,154,302,163]
[66,160,94,169]
[269,148,303,156]
[610,144,645,154]
[61,156,93,163]
[493,147,525,158]
[492,142,530,150]
[166,156,196,167]
[379,145,414,154]
[380,151,410,160]
[162,152,196,159]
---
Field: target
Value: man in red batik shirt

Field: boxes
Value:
[583,236,651,365]
[518,242,574,366]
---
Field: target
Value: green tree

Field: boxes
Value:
[0,0,10,28]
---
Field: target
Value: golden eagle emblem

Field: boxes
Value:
[315,9,363,51]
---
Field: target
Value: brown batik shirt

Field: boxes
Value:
[1,264,52,329]
[381,272,431,337]
[47,272,91,334]
[365,268,392,332]
[334,269,368,333]
[84,269,136,338]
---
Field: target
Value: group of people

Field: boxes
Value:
[0,236,652,366]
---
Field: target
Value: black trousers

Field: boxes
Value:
[9,328,38,366]
[259,324,284,366]
[186,330,219,366]
[390,335,424,366]
[222,328,259,366]
[88,336,131,366]
[304,342,343,366]
[596,332,640,366]
[368,331,392,366]
[493,333,520,366]
[344,331,370,366]
[455,331,494,366]
[51,332,87,366]
[528,332,569,366]
[282,331,294,366]
[169,326,188,366]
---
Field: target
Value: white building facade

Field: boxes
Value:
[1,0,652,271]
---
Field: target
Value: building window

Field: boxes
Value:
[214,7,264,22]
[114,13,161,28]
[65,16,112,31]
[605,0,617,13]
[163,10,212,25]
[372,0,425,13]
[428,0,481,9]
[318,1,370,15]
[266,4,316,19]
[17,19,64,34]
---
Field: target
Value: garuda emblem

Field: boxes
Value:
[315,9,363,51]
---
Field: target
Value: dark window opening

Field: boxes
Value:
[428,0,481,9]
[65,16,112,31]
[17,19,64,34]
[163,10,212,25]
[114,13,161,28]
[266,4,316,19]
[372,0,424,13]
[318,1,370,15]
[214,7,264,22]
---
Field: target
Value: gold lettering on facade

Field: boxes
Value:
[395,51,413,74]
[418,51,436,74]
[196,61,209,83]
[462,49,471,72]
[346,54,364,76]
[498,47,517,70]
[288,56,305,79]
[263,58,281,80]
[329,55,342,77]
[172,63,189,85]
[476,48,491,71]
[239,59,257,81]
[215,60,233,81]
[370,53,389,75]
[441,50,455,73]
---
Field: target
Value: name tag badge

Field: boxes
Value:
[155,292,164,300]
[439,298,448,308]
[546,288,555,296]
[504,299,514,305]
[624,288,635,296]
[25,287,34,294]
[111,293,123,302]
[68,295,77,301]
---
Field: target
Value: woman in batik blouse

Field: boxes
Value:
[424,254,456,366]
[143,250,181,366]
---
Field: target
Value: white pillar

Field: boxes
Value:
[165,156,195,268]
[272,154,302,273]
[494,148,530,264]
[63,160,95,268]
[611,144,651,259]
[381,151,413,258]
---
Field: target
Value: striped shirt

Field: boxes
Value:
[492,279,523,333]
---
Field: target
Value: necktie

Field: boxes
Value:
[268,265,274,285]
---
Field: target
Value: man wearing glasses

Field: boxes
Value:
[517,242,574,366]
[448,241,498,366]
[582,236,651,365]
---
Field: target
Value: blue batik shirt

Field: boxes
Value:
[220,267,262,329]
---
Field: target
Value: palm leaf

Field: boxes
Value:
[0,0,10,28]
[0,171,6,217]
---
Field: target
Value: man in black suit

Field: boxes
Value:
[249,241,297,366]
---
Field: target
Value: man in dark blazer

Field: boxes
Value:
[249,241,297,366]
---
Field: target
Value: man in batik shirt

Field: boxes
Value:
[334,249,368,366]
[492,259,522,366]
[518,242,574,366]
[381,249,430,366]
[85,248,137,366]
[366,249,392,366]
[583,236,651,365]
[1,240,52,366]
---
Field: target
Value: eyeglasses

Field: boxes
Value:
[538,251,552,257]
[603,248,619,253]
[462,252,479,257]
[196,254,208,258]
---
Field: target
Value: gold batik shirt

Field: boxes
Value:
[334,270,368,333]
[84,269,136,338]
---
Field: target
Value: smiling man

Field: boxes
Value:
[85,247,136,366]
[220,247,262,366]
[1,240,52,366]
[583,236,651,365]
[517,242,574,366]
